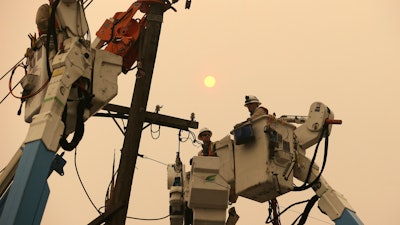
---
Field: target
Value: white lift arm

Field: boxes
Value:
[167,102,363,225]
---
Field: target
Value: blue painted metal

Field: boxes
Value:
[335,208,364,225]
[0,188,9,216]
[33,184,50,225]
[0,140,55,225]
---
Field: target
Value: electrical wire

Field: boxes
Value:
[98,150,170,221]
[278,200,310,217]
[297,195,319,225]
[0,56,25,81]
[179,129,202,146]
[126,214,169,221]
[266,199,281,225]
[150,124,161,139]
[287,195,321,225]
[74,148,102,214]
[8,63,49,101]
[0,63,26,104]
[83,0,94,10]
[0,81,19,105]
[178,129,191,143]
[276,199,334,225]
[291,213,302,225]
[140,155,168,166]
[293,124,329,191]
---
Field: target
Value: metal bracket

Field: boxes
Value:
[49,152,66,177]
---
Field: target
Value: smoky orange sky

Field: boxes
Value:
[1,1,399,225]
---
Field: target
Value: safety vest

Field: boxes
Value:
[202,142,217,156]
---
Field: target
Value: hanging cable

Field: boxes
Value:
[0,78,19,105]
[294,123,329,191]
[0,56,25,81]
[59,90,86,151]
[150,124,161,139]
[276,200,309,217]
[178,129,202,146]
[74,147,102,214]
[273,199,333,225]
[82,0,94,10]
[291,213,303,225]
[178,129,191,143]
[126,214,169,221]
[297,195,320,225]
[8,62,49,101]
[266,198,281,225]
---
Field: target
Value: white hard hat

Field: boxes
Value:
[198,127,212,139]
[244,95,261,106]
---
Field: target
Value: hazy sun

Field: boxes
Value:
[204,75,216,88]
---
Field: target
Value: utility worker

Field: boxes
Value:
[244,95,269,120]
[36,3,51,35]
[198,127,216,156]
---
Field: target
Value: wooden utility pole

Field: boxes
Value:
[88,2,198,225]
[105,3,164,225]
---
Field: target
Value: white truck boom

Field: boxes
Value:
[167,102,364,225]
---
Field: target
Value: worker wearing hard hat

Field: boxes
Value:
[244,95,269,120]
[197,127,217,156]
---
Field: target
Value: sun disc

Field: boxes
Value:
[204,76,216,88]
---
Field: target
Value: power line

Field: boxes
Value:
[74,148,102,214]
[126,214,169,221]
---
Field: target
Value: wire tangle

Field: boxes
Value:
[268,197,333,225]
[293,123,329,192]
[265,199,281,225]
[179,129,202,146]
[7,61,49,102]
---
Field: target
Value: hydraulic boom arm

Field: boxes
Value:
[167,102,364,225]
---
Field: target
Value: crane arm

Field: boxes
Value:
[165,102,364,225]
[0,1,121,224]
[292,102,363,225]
[295,153,364,225]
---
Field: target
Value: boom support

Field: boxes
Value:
[0,0,175,224]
